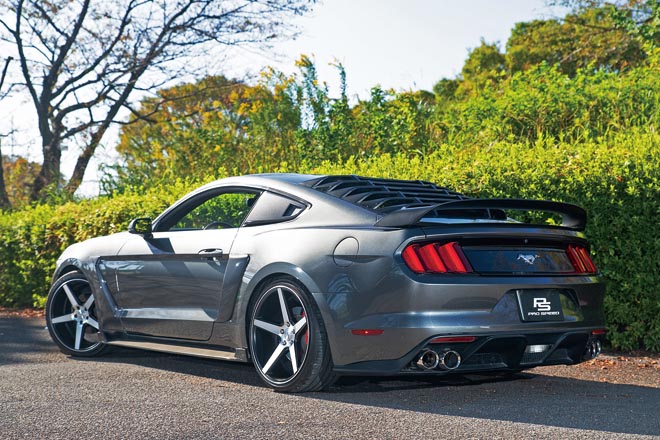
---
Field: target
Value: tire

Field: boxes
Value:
[46,272,107,357]
[248,277,336,392]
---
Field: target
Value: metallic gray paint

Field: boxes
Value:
[50,173,606,375]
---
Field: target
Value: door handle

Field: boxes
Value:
[198,248,223,260]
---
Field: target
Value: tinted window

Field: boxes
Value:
[244,191,306,226]
[160,190,260,231]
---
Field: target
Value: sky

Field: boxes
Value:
[1,0,565,195]
[227,0,565,100]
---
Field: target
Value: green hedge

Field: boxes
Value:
[0,180,194,308]
[1,132,659,350]
[307,130,660,351]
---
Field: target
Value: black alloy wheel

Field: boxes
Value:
[46,272,106,356]
[249,278,335,392]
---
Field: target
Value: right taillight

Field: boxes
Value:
[402,242,473,274]
[566,244,598,274]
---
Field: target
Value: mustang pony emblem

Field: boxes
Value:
[517,254,540,265]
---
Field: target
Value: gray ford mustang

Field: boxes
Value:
[46,173,606,392]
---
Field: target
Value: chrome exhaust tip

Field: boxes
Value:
[437,349,461,371]
[583,339,602,360]
[416,349,440,370]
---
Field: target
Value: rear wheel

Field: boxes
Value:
[46,272,106,357]
[248,278,335,392]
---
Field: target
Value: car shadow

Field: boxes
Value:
[0,317,54,364]
[3,317,659,436]
[87,349,660,436]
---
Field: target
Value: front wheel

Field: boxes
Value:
[248,278,336,392]
[46,272,106,357]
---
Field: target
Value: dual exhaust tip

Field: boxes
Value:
[583,339,602,360]
[416,349,461,371]
[419,339,601,369]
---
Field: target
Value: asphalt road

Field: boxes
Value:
[1,317,658,439]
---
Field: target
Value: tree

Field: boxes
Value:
[108,56,361,190]
[108,70,308,189]
[0,56,12,210]
[550,0,660,47]
[108,75,249,188]
[507,5,646,75]
[1,154,39,207]
[0,0,314,202]
[461,40,507,81]
[605,0,660,47]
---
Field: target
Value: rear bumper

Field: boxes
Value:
[333,328,604,375]
[313,274,606,370]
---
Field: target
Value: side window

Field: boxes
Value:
[168,191,260,231]
[243,191,307,226]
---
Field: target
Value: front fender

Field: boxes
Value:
[52,258,86,283]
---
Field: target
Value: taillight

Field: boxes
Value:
[566,244,598,274]
[402,242,473,274]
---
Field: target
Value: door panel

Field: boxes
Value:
[102,229,237,340]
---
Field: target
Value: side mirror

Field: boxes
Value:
[128,217,153,238]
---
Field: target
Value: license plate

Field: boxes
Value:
[517,290,564,322]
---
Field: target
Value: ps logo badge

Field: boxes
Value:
[533,297,552,312]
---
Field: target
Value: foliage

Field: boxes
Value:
[107,75,247,189]
[2,2,660,352]
[1,155,40,208]
[106,57,358,189]
[108,40,660,191]
[437,61,660,145]
[0,0,314,203]
[506,7,646,76]
[306,131,660,351]
[2,131,660,351]
[556,0,660,48]
[458,40,507,94]
[0,179,196,308]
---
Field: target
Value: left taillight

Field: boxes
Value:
[566,244,598,274]
[402,242,473,274]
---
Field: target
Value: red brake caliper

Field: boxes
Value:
[301,311,309,346]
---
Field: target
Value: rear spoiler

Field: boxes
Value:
[374,199,587,230]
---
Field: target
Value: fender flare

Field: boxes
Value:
[226,262,337,355]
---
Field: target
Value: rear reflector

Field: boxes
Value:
[429,336,477,344]
[351,329,384,336]
[402,241,472,274]
[567,245,598,274]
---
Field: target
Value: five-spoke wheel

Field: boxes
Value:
[46,272,106,356]
[249,278,335,392]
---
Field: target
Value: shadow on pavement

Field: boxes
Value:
[0,317,52,364]
[3,317,659,436]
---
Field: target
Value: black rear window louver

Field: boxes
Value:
[302,175,481,214]
[302,175,587,230]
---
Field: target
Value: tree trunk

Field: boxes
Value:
[0,148,10,210]
[0,58,12,209]
[30,134,61,200]
[64,130,103,195]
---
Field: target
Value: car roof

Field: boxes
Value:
[175,173,587,230]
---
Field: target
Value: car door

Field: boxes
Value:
[102,188,260,340]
